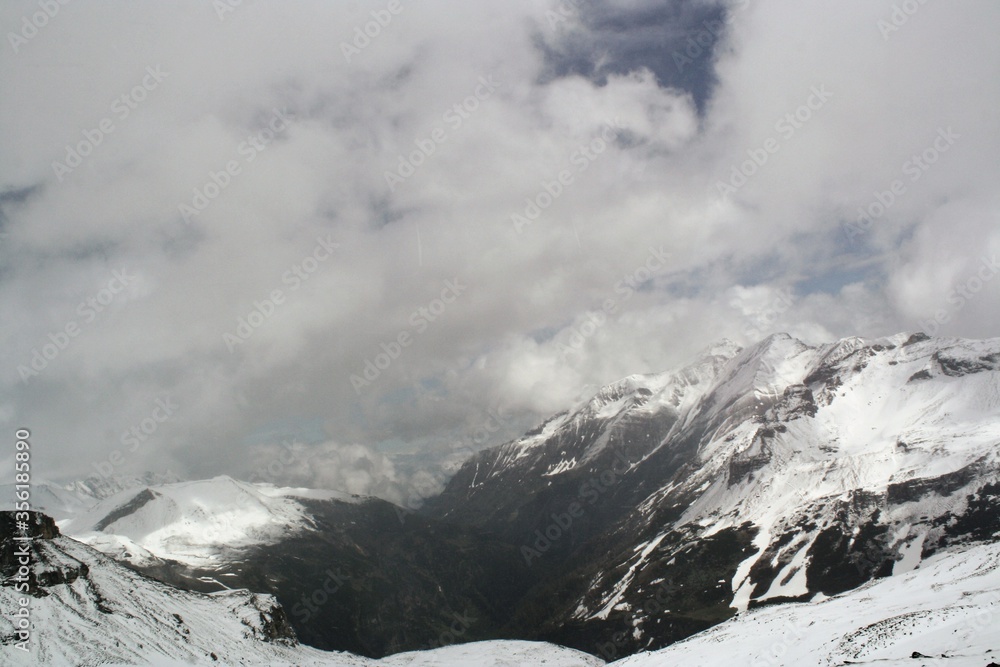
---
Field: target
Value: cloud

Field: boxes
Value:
[2,0,998,504]
[244,439,418,505]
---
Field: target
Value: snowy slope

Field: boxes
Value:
[662,332,1000,609]
[99,643,605,667]
[94,642,604,667]
[379,641,604,667]
[59,476,361,568]
[612,540,1000,667]
[0,512,337,666]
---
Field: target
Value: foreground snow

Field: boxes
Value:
[102,641,605,667]
[378,641,604,667]
[613,540,1000,667]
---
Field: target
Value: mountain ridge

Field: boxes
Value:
[423,331,1000,657]
[11,332,999,662]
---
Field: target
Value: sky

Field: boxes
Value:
[2,0,999,507]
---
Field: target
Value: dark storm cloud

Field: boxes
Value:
[538,0,726,109]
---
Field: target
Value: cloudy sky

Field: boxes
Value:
[2,0,998,505]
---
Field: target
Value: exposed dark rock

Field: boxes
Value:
[945,482,1000,542]
[0,510,59,539]
[1,511,82,596]
[933,351,999,377]
[94,488,158,532]
[729,445,772,486]
[887,464,982,505]
[246,597,297,644]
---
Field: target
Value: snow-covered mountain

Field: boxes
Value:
[59,476,360,569]
[0,480,94,521]
[67,471,186,503]
[0,511,603,666]
[0,471,184,524]
[424,332,1000,658]
[50,475,537,658]
[0,510,319,666]
[13,332,997,663]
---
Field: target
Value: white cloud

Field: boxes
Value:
[2,0,998,501]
